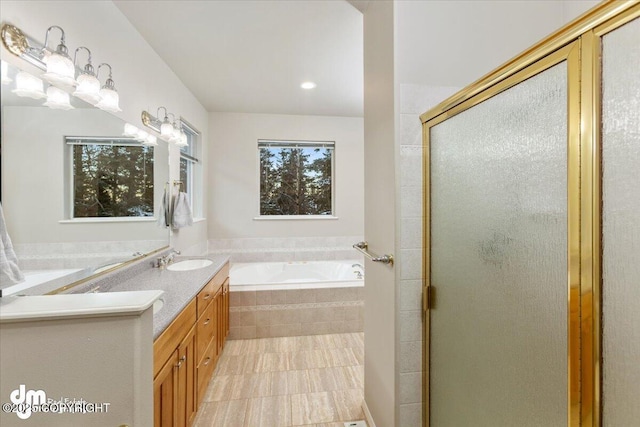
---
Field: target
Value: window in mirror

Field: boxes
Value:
[68,137,154,218]
[259,140,334,216]
[179,121,200,216]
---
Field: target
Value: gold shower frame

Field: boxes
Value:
[420,2,640,426]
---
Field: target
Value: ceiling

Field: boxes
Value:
[114,0,363,117]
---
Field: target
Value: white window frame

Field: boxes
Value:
[256,139,337,220]
[179,120,202,219]
[65,136,156,222]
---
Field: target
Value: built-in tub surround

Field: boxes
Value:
[229,260,364,339]
[208,235,363,262]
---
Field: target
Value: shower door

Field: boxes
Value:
[421,3,640,426]
[600,15,640,427]
[423,44,580,426]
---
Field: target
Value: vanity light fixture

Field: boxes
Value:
[72,47,101,105]
[40,26,76,88]
[141,108,187,146]
[43,85,74,110]
[1,61,12,85]
[121,123,158,146]
[301,81,317,89]
[11,70,46,99]
[95,63,121,113]
[1,23,122,109]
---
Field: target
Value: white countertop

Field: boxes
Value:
[0,290,164,322]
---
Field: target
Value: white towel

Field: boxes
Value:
[157,185,171,228]
[0,202,24,285]
[172,192,193,229]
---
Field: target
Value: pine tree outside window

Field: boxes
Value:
[68,137,154,218]
[259,140,335,217]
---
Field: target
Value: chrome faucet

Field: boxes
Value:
[156,249,181,269]
[352,263,364,279]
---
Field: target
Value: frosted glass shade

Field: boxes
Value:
[95,87,121,112]
[1,61,12,85]
[143,135,158,146]
[73,73,101,105]
[135,130,149,142]
[12,71,46,99]
[175,131,188,147]
[123,123,139,137]
[160,122,173,137]
[42,52,76,87]
[43,86,74,110]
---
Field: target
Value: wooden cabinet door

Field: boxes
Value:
[154,349,178,427]
[176,324,197,427]
[215,288,223,358]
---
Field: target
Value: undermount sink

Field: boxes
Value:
[153,298,164,314]
[167,259,213,271]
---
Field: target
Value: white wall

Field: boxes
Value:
[208,112,364,240]
[0,0,209,254]
[361,2,397,426]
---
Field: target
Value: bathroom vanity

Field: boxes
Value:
[152,261,229,427]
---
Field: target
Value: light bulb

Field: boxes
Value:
[43,86,74,110]
[73,73,101,105]
[12,71,46,99]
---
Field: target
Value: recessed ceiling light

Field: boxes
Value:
[301,81,317,89]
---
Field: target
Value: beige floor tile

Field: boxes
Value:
[291,391,339,425]
[332,389,364,421]
[203,374,234,402]
[243,395,291,427]
[256,351,291,372]
[198,333,365,427]
[290,349,328,370]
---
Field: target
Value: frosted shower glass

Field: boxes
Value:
[602,17,640,427]
[429,63,567,426]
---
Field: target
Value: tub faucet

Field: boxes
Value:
[352,263,364,279]
[352,263,363,270]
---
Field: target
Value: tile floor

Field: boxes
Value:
[193,332,366,427]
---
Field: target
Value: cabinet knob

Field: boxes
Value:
[175,355,186,368]
[204,318,211,325]
[204,293,211,300]
[203,357,211,366]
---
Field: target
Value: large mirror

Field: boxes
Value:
[1,60,169,296]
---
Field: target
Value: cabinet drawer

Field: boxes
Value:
[196,339,217,404]
[196,300,217,364]
[197,262,229,317]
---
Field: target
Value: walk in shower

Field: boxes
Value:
[421,2,639,426]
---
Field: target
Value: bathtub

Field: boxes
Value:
[230,260,364,291]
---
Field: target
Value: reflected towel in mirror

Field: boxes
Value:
[0,202,24,285]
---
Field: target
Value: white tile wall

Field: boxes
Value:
[397,84,459,426]
[208,236,364,262]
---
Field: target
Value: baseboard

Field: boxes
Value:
[362,400,376,427]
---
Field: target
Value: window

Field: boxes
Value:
[179,122,200,216]
[68,137,154,218]
[259,140,334,216]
